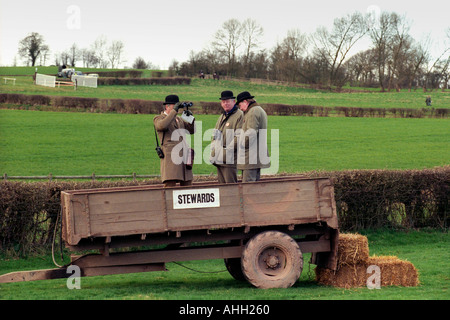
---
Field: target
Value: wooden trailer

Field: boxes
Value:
[0,176,339,288]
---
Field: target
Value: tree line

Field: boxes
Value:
[18,33,126,69]
[173,12,449,91]
[17,10,449,91]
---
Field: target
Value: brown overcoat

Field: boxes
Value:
[210,107,244,167]
[153,110,195,182]
[237,104,270,170]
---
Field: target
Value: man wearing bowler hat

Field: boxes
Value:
[236,91,270,182]
[154,95,195,187]
[210,90,243,183]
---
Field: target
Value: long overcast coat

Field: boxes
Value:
[210,106,243,167]
[237,103,271,170]
[153,110,195,182]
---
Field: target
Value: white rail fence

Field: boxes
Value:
[35,73,56,88]
[72,74,98,88]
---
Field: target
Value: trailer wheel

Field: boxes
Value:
[224,258,246,281]
[241,231,303,289]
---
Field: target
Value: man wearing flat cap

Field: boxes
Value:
[236,91,270,182]
[154,95,195,187]
[210,90,243,183]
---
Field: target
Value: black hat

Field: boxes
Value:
[163,95,180,105]
[236,91,255,104]
[219,90,235,100]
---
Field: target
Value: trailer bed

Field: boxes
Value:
[61,176,338,246]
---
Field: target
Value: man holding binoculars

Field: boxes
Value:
[153,95,195,187]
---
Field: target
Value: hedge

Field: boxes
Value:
[0,167,448,255]
[97,77,191,85]
[1,93,448,118]
[85,70,143,78]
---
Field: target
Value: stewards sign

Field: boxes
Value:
[173,188,220,209]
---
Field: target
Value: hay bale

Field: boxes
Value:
[336,233,369,267]
[368,256,419,287]
[315,233,418,288]
[315,264,367,289]
[315,255,419,288]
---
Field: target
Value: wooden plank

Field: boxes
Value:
[74,246,243,268]
[166,185,242,230]
[242,179,319,224]
[88,191,164,215]
[87,189,167,236]
[66,194,91,245]
[298,239,331,253]
[0,268,68,283]
[0,264,166,283]
[81,264,166,277]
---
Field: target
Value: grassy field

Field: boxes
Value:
[1,67,450,109]
[0,68,449,301]
[0,109,448,177]
[0,229,448,300]
[0,66,164,77]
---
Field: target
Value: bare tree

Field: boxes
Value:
[92,35,108,68]
[132,56,149,69]
[404,39,430,91]
[241,18,264,77]
[59,51,70,67]
[212,19,243,76]
[168,59,180,76]
[81,48,99,68]
[39,46,50,66]
[369,11,399,91]
[68,43,80,67]
[270,29,308,82]
[108,40,125,69]
[422,33,450,90]
[345,49,377,86]
[313,12,367,88]
[385,14,412,91]
[18,32,49,66]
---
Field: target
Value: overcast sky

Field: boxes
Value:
[0,0,448,69]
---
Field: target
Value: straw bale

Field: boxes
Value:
[315,264,367,289]
[368,256,419,287]
[336,233,369,267]
[315,255,419,288]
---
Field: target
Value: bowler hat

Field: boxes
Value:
[219,90,235,100]
[163,95,180,105]
[236,91,255,104]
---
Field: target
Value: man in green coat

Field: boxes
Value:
[210,90,243,183]
[154,95,195,187]
[236,91,270,182]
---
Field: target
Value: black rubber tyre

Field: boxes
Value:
[224,258,246,281]
[241,231,303,289]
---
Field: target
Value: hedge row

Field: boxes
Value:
[86,70,143,78]
[1,167,448,254]
[97,77,191,85]
[1,93,448,118]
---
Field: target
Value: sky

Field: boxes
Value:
[0,0,449,69]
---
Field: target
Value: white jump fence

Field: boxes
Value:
[72,75,98,88]
[35,73,56,88]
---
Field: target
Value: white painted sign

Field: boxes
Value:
[173,188,220,209]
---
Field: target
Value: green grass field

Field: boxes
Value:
[1,67,450,109]
[0,109,448,177]
[0,229,448,300]
[0,67,449,301]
